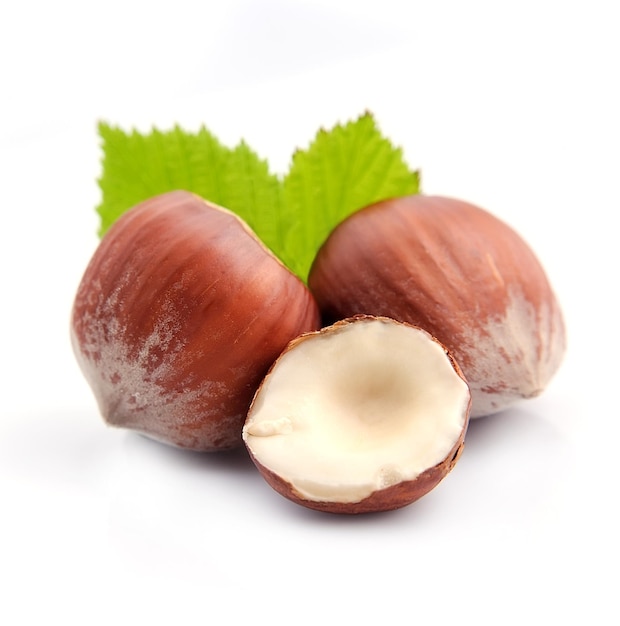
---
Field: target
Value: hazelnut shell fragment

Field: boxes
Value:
[243,316,471,514]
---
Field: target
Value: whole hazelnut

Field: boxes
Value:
[308,195,566,417]
[71,190,320,451]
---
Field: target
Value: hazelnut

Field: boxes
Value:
[308,195,566,417]
[243,316,471,514]
[71,190,320,451]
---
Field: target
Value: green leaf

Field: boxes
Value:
[96,122,282,242]
[280,112,420,279]
[95,112,420,281]
[221,141,284,259]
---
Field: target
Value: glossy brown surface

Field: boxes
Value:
[309,195,566,417]
[71,190,320,451]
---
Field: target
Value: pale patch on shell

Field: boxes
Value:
[72,274,238,449]
[461,288,566,417]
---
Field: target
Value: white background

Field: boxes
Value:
[1,1,618,623]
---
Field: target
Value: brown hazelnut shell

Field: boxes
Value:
[71,190,320,451]
[308,195,566,417]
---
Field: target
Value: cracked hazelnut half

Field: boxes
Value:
[243,316,471,514]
